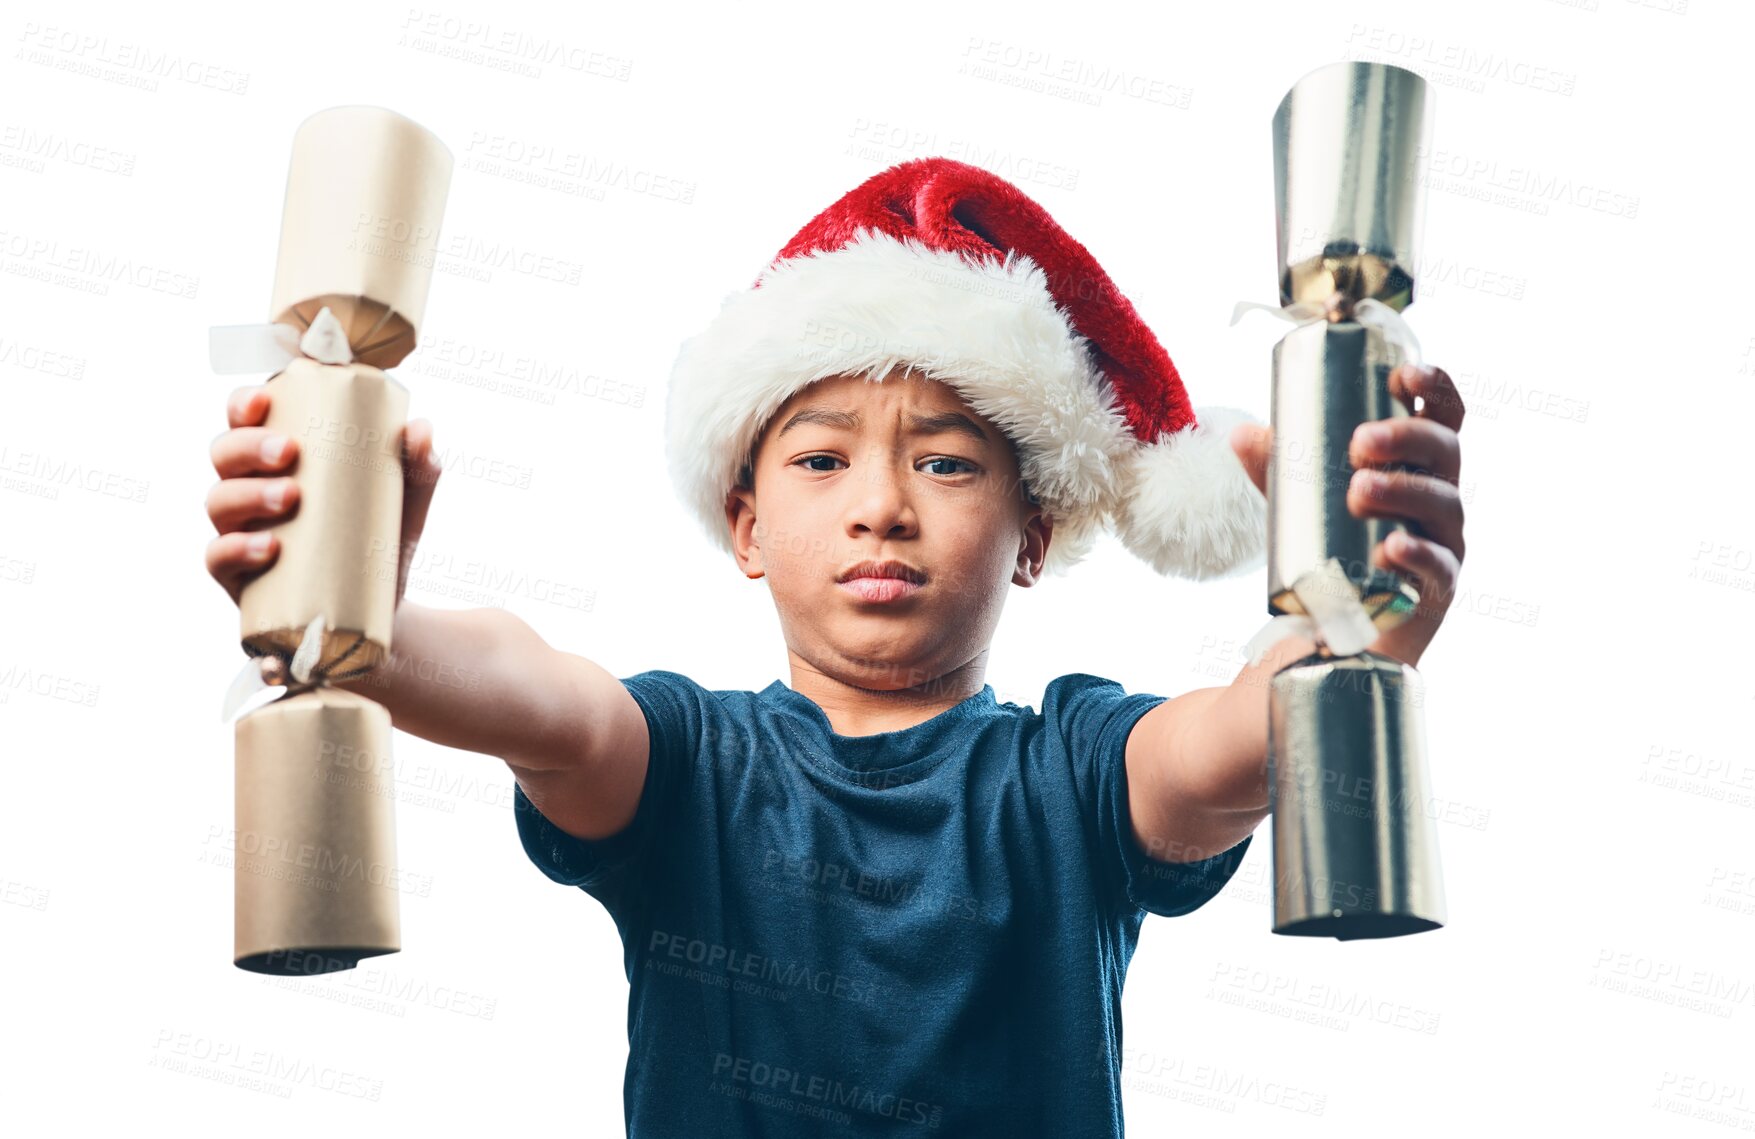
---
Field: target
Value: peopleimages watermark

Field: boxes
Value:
[14,24,250,95]
[0,444,149,504]
[1451,367,1590,424]
[347,211,586,286]
[0,229,198,299]
[1703,865,1755,920]
[1639,743,1755,810]
[0,334,85,379]
[148,1029,382,1101]
[1651,1069,1754,1131]
[1206,962,1442,1035]
[757,847,996,923]
[957,37,1193,109]
[463,131,696,203]
[0,662,99,708]
[397,9,633,81]
[402,335,647,409]
[0,124,136,176]
[1,877,50,911]
[1412,142,1638,221]
[374,543,595,614]
[261,957,499,1021]
[842,118,1080,192]
[1589,948,1755,1019]
[1111,1045,1328,1117]
[1341,24,1578,97]
[294,409,538,490]
[647,929,883,1006]
[310,734,516,818]
[710,1052,943,1128]
[199,825,436,899]
[1688,539,1755,596]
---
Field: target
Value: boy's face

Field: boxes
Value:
[727,368,1052,692]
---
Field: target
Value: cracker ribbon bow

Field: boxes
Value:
[209,305,355,372]
[1228,296,1422,666]
[220,613,340,722]
[1228,295,1423,368]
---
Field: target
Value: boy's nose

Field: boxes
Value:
[843,459,918,541]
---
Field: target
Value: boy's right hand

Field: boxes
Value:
[205,383,443,608]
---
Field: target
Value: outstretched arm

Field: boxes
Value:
[1125,363,1468,864]
[333,601,652,842]
[1120,632,1314,863]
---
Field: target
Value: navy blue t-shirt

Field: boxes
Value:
[513,671,1253,1138]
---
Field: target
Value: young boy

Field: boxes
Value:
[205,158,1466,1136]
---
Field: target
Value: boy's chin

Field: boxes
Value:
[816,636,941,682]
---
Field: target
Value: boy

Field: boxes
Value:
[205,158,1466,1136]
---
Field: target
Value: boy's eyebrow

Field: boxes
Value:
[776,407,991,446]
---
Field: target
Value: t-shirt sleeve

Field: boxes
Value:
[1046,673,1254,918]
[513,669,704,900]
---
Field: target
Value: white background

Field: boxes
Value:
[4,0,1752,1134]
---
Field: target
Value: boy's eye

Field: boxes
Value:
[791,455,977,476]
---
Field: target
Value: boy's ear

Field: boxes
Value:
[1012,506,1052,588]
[725,486,765,579]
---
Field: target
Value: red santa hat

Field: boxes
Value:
[663,156,1266,580]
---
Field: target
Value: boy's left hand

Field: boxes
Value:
[1229,362,1467,669]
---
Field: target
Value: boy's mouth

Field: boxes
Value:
[836,559,926,604]
[839,577,924,604]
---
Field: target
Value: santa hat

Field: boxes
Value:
[663,157,1266,580]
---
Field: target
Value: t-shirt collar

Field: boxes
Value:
[757,680,1001,776]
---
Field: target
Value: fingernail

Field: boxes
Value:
[260,434,288,464]
[247,533,272,556]
[1355,422,1390,450]
[1351,468,1377,493]
[264,480,286,511]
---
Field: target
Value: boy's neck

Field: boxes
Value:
[784,653,988,738]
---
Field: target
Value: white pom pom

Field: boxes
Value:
[1108,405,1268,580]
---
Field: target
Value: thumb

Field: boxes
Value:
[1229,422,1271,497]
[400,418,442,551]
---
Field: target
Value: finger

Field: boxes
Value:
[206,530,279,603]
[1390,364,1465,434]
[396,419,441,598]
[403,417,437,480]
[1372,530,1462,615]
[1228,423,1270,497]
[400,419,441,541]
[206,476,299,534]
[1349,416,1461,485]
[210,427,299,479]
[226,384,271,430]
[1349,468,1466,561]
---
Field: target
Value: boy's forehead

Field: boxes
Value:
[766,370,990,437]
